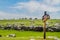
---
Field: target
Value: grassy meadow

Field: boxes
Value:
[0,30,59,40]
[0,19,60,26]
[0,19,60,40]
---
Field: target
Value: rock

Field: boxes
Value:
[7,34,16,37]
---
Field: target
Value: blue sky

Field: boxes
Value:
[0,0,60,19]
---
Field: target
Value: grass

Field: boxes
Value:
[0,19,60,40]
[0,30,55,40]
[0,37,54,40]
[0,30,60,38]
[0,19,60,26]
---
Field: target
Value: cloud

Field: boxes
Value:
[0,11,29,19]
[0,11,41,19]
[1,0,59,19]
[43,0,60,5]
[11,0,60,13]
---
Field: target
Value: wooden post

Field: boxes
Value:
[43,21,46,40]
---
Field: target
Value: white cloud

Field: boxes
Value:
[11,0,60,13]
[0,11,41,19]
[0,11,29,19]
[43,0,60,5]
[50,12,60,19]
[52,0,60,5]
[7,0,60,19]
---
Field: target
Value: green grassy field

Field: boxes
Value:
[0,19,60,26]
[0,30,59,40]
[0,30,60,38]
[0,37,54,40]
[0,19,60,40]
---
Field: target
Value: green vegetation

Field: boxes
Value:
[0,19,60,26]
[0,30,60,38]
[0,19,60,40]
[0,37,54,40]
[0,30,59,40]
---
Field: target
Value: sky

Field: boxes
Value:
[0,0,60,19]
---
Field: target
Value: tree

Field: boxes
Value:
[34,18,38,20]
[29,18,32,20]
[24,18,27,20]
